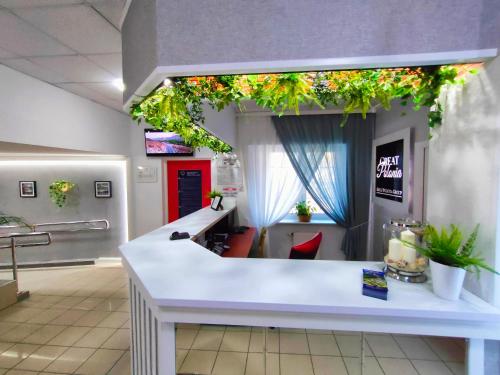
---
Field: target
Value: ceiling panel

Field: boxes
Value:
[0,0,83,8]
[86,53,122,77]
[14,4,122,54]
[57,82,122,110]
[81,82,122,101]
[30,55,115,82]
[0,10,75,56]
[0,46,17,59]
[1,58,65,82]
[88,0,126,29]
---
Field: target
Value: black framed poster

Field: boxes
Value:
[375,139,404,202]
[178,170,202,218]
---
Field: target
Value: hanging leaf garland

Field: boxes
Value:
[130,65,478,152]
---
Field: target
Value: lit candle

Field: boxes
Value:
[388,238,402,261]
[400,229,416,264]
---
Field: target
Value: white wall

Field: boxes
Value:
[426,58,500,374]
[0,65,130,155]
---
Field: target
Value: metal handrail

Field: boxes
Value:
[0,219,110,234]
[0,231,52,294]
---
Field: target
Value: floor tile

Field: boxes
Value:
[52,296,87,310]
[47,326,91,346]
[245,352,279,375]
[220,331,251,352]
[4,370,39,375]
[94,299,127,312]
[279,333,309,354]
[26,309,66,325]
[226,326,251,332]
[1,324,42,343]
[411,359,454,375]
[178,349,217,374]
[394,335,440,360]
[336,335,373,357]
[200,324,226,331]
[74,348,123,375]
[176,323,200,330]
[279,354,314,375]
[249,331,264,353]
[311,355,348,375]
[14,345,66,372]
[102,329,130,350]
[378,357,419,375]
[191,330,224,351]
[0,343,39,369]
[343,357,385,375]
[44,347,95,374]
[0,342,14,353]
[22,325,66,345]
[307,333,340,356]
[445,361,465,375]
[175,328,199,350]
[365,334,406,358]
[73,310,111,327]
[96,312,129,328]
[73,297,104,311]
[0,322,17,336]
[49,309,87,326]
[423,338,465,362]
[212,351,247,375]
[74,327,116,348]
[176,349,188,372]
[107,351,130,375]
[306,329,332,334]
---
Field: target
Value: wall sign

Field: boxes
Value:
[375,139,404,202]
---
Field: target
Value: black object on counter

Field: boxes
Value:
[170,231,190,240]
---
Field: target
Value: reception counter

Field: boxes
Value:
[119,206,500,375]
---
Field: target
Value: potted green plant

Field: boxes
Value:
[208,189,223,209]
[295,201,315,223]
[49,180,76,208]
[405,224,499,300]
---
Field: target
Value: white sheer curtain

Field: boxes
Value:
[238,116,302,257]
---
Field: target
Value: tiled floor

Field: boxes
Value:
[0,265,466,375]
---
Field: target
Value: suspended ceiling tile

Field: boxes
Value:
[30,55,115,82]
[14,4,122,54]
[88,0,126,29]
[81,82,123,102]
[86,53,122,77]
[0,10,75,56]
[57,82,122,111]
[0,0,83,8]
[1,58,65,82]
[0,46,17,59]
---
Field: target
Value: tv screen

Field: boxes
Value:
[144,129,194,156]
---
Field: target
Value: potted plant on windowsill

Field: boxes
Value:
[295,201,316,223]
[404,224,499,301]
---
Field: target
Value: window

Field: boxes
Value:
[281,151,337,224]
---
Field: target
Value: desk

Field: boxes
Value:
[119,206,500,375]
[223,227,256,258]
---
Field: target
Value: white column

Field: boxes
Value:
[158,322,176,375]
[466,338,485,375]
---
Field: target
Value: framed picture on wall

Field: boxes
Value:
[19,181,37,198]
[95,181,112,198]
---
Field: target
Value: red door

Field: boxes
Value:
[166,160,211,223]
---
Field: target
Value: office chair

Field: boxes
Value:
[289,232,322,259]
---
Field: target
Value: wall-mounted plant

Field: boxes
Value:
[49,180,76,208]
[130,65,479,152]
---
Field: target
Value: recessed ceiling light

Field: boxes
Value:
[112,78,125,92]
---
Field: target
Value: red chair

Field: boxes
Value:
[289,232,322,259]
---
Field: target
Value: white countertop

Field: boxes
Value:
[119,207,500,323]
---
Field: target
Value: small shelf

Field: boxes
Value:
[223,227,257,258]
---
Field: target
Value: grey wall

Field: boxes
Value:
[426,56,500,373]
[371,104,429,259]
[0,160,128,264]
[123,0,500,104]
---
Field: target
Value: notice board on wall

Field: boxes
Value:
[178,170,202,218]
[375,139,404,202]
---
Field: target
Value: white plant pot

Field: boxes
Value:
[429,259,466,301]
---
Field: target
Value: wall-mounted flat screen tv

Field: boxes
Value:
[144,129,194,157]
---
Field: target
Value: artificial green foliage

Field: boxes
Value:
[295,201,316,217]
[405,224,499,275]
[49,180,76,208]
[130,65,477,152]
[208,189,223,199]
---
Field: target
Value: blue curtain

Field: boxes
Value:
[273,114,375,260]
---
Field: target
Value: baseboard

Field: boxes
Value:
[95,257,122,266]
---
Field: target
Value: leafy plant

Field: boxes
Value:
[49,180,76,208]
[295,201,316,217]
[404,224,499,275]
[130,65,478,152]
[208,189,223,199]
